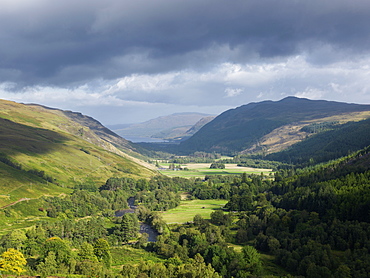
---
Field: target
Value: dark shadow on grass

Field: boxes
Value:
[0,118,69,155]
[211,207,224,211]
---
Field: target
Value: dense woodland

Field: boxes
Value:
[266,118,370,166]
[1,144,370,277]
[165,152,222,164]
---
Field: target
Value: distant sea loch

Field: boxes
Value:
[124,136,167,143]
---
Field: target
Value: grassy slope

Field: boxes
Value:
[0,99,156,207]
[0,162,71,208]
[266,116,370,165]
[244,110,370,155]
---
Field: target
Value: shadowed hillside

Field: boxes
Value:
[178,97,370,154]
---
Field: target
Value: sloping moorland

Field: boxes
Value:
[0,99,156,208]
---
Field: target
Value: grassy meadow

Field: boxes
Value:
[159,162,271,223]
[162,199,227,224]
[158,162,272,178]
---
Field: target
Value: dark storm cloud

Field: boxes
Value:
[2,0,370,124]
[1,0,370,87]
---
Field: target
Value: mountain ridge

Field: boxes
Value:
[178,97,370,154]
[111,112,213,139]
[27,104,142,155]
[0,99,156,207]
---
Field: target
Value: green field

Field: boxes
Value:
[111,246,165,266]
[159,163,272,178]
[162,199,227,224]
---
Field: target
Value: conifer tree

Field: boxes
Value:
[36,251,58,276]
[115,213,139,243]
[78,242,98,262]
[94,238,112,268]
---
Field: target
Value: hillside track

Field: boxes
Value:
[0,197,31,209]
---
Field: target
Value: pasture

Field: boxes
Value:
[158,163,272,178]
[162,199,227,224]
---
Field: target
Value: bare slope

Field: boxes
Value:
[27,104,155,169]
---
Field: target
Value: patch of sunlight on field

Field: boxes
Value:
[158,162,272,178]
[162,199,227,224]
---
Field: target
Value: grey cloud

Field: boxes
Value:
[1,0,370,88]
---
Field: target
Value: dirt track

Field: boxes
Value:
[0,197,31,209]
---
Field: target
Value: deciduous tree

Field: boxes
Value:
[0,248,27,275]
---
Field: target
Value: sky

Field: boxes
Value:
[1,0,370,125]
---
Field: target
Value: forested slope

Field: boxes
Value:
[215,147,370,277]
[266,118,370,166]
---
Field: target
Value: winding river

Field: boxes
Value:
[115,197,158,242]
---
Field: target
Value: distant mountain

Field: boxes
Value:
[152,115,216,141]
[181,116,215,138]
[111,112,213,140]
[0,99,156,208]
[178,97,370,154]
[106,123,132,130]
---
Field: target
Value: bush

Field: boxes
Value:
[210,163,225,169]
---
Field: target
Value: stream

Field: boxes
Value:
[115,197,158,242]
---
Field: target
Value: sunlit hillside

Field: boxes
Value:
[0,99,156,207]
